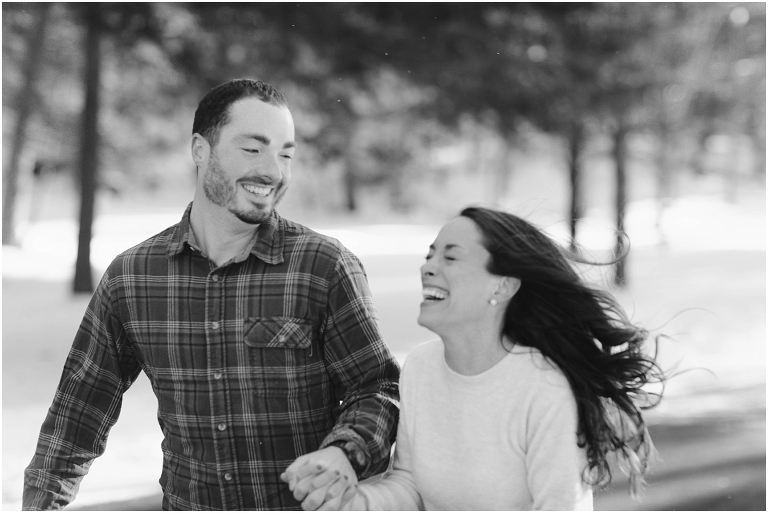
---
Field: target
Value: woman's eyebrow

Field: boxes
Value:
[428,243,463,251]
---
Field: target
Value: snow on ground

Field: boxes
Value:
[5,194,765,283]
[2,193,764,509]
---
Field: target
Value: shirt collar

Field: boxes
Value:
[167,202,285,266]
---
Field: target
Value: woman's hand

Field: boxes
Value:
[281,446,358,510]
[304,479,360,510]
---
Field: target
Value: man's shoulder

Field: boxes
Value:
[107,223,179,270]
[280,216,351,259]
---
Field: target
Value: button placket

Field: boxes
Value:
[206,268,237,509]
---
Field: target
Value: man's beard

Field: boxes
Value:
[202,152,286,225]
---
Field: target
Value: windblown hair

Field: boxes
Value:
[192,78,288,148]
[461,206,665,495]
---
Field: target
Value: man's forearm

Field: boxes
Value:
[321,380,400,478]
[23,460,86,510]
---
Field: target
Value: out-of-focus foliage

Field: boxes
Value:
[3,3,194,190]
[3,2,765,220]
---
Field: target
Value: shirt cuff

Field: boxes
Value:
[321,429,370,477]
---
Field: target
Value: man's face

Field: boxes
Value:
[198,97,296,225]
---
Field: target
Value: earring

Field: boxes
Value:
[489,299,498,306]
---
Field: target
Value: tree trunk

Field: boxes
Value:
[566,122,585,253]
[493,141,513,205]
[73,5,102,294]
[754,133,766,177]
[612,119,629,287]
[340,110,359,212]
[2,3,51,245]
[342,156,357,212]
[691,127,711,176]
[748,106,766,177]
[753,132,766,177]
[654,122,674,247]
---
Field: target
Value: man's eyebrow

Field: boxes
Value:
[243,134,271,145]
[242,134,296,149]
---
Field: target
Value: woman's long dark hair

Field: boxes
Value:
[461,206,665,495]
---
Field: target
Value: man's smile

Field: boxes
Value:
[241,183,274,197]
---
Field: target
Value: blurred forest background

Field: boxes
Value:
[2,2,765,290]
[2,2,766,511]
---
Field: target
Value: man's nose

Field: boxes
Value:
[257,155,282,183]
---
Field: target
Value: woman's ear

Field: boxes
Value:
[494,276,521,303]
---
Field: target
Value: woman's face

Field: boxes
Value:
[418,216,501,334]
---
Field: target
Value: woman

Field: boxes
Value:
[289,206,664,510]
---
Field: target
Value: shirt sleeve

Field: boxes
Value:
[525,374,593,511]
[318,248,401,479]
[356,371,423,511]
[22,269,142,510]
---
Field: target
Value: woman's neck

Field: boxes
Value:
[440,328,512,376]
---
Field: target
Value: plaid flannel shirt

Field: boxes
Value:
[23,204,400,511]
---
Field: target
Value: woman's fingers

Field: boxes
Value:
[290,464,329,500]
[302,475,342,510]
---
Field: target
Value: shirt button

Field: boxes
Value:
[277,335,286,343]
[224,473,233,481]
[211,274,219,282]
[211,321,219,330]
[213,372,222,380]
[218,423,227,431]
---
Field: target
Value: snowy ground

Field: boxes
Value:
[2,193,765,510]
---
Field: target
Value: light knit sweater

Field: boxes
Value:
[356,339,593,511]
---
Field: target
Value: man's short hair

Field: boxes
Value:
[192,79,288,148]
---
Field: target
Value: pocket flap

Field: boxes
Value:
[244,317,315,349]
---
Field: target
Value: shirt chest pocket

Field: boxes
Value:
[242,317,323,397]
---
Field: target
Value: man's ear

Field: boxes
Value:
[191,133,210,169]
[494,276,521,303]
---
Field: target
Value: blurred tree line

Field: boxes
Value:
[2,2,765,292]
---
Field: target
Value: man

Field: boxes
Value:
[23,79,400,510]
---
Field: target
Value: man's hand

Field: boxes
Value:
[281,446,358,510]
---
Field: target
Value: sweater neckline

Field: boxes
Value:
[440,343,532,383]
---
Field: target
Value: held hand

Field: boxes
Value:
[315,481,362,511]
[302,473,358,510]
[281,446,358,509]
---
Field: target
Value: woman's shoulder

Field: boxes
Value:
[400,339,443,377]
[508,346,572,398]
[404,339,443,363]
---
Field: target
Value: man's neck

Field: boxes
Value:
[189,200,260,267]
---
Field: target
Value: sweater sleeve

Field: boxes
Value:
[355,361,423,511]
[525,374,593,511]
